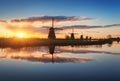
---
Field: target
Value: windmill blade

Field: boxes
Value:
[68,32,80,34]
[41,26,63,30]
[56,33,68,34]
[52,18,54,28]
[85,31,100,33]
[54,51,63,54]
[54,28,63,30]
[41,26,50,29]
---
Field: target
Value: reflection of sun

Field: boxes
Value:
[17,32,24,38]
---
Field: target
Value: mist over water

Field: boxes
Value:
[0,42,120,81]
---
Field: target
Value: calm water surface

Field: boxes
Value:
[0,42,120,81]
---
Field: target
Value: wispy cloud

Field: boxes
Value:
[59,24,120,30]
[105,24,120,27]
[0,16,93,36]
[5,25,48,34]
[0,20,6,23]
[11,16,93,23]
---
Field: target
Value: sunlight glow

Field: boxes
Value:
[17,32,24,38]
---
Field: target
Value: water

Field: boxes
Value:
[0,42,120,81]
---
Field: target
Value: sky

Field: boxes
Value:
[0,0,120,38]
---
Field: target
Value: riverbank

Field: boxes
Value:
[0,38,114,48]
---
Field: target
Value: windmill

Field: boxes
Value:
[85,31,99,40]
[57,27,81,39]
[66,27,80,40]
[48,18,56,39]
[70,28,75,40]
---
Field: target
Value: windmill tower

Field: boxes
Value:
[48,18,56,39]
[70,28,75,40]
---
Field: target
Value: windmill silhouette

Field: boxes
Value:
[69,28,81,40]
[57,27,81,39]
[48,18,56,39]
[69,28,75,40]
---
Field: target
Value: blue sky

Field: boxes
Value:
[0,0,120,22]
[0,0,120,38]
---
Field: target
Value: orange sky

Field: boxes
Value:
[0,16,120,39]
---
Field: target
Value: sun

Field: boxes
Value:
[17,32,24,38]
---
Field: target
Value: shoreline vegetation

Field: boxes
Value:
[0,37,119,48]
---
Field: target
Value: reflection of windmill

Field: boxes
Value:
[48,45,63,63]
[48,18,56,39]
[57,28,81,39]
[41,45,55,63]
[49,45,55,63]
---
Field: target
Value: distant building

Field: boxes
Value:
[86,36,88,40]
[80,35,83,40]
[65,35,70,39]
[89,37,92,40]
[117,37,119,40]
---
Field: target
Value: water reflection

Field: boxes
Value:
[49,45,55,63]
[0,42,120,81]
[0,46,93,63]
[0,42,120,63]
[57,46,120,55]
[117,40,120,43]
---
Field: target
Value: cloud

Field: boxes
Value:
[0,20,48,35]
[5,25,48,34]
[105,24,120,27]
[60,25,102,29]
[0,16,120,37]
[0,20,6,23]
[11,16,93,23]
[58,24,120,30]
[0,16,93,36]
